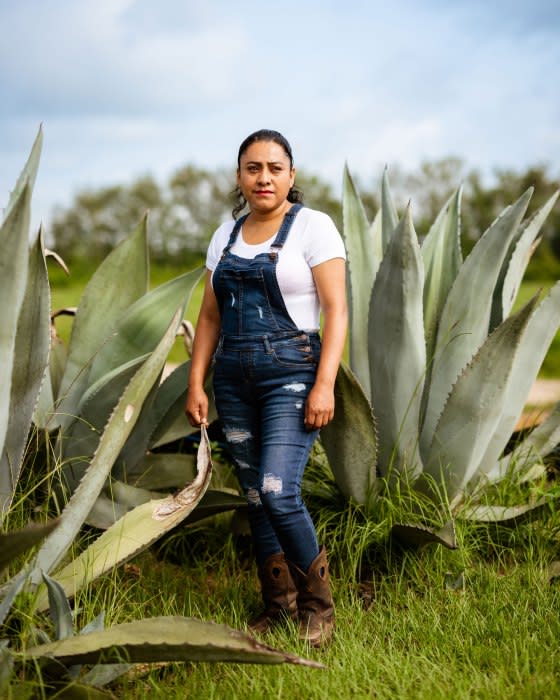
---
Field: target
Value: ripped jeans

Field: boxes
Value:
[213,331,321,572]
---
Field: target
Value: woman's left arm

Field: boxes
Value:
[305,257,348,430]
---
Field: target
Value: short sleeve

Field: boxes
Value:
[205,222,233,271]
[303,210,346,268]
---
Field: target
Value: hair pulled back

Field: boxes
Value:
[231,129,304,219]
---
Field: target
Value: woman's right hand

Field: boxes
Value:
[185,386,209,427]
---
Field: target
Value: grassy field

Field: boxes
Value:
[13,493,560,699]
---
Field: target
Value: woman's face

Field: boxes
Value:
[237,140,295,215]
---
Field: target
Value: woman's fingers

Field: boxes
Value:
[185,390,209,427]
[304,405,334,430]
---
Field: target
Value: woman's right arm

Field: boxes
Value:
[185,269,221,426]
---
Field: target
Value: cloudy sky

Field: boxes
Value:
[1,0,559,228]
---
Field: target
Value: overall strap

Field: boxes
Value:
[220,214,249,258]
[269,203,303,259]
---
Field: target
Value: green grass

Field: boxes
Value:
[11,513,560,699]
[7,442,560,698]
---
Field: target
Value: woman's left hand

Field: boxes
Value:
[304,382,335,430]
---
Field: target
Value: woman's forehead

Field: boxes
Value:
[240,140,291,163]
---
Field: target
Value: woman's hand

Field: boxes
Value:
[305,257,347,431]
[184,269,221,428]
[304,381,335,431]
[185,386,209,427]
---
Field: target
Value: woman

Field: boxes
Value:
[185,129,347,647]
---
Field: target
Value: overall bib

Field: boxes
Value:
[212,204,321,571]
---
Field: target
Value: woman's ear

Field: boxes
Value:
[290,167,296,188]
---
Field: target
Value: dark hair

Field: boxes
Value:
[231,129,304,219]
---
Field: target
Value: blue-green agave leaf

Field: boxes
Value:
[0,230,50,516]
[86,495,129,530]
[81,611,105,634]
[424,296,537,502]
[115,361,192,476]
[320,363,377,505]
[149,368,216,450]
[369,205,426,479]
[0,520,58,577]
[458,494,555,523]
[381,167,399,252]
[81,661,132,690]
[87,267,203,387]
[490,191,559,331]
[183,489,247,526]
[85,480,166,530]
[53,217,150,430]
[34,307,184,577]
[391,520,457,549]
[42,571,74,640]
[35,321,68,428]
[341,165,380,397]
[0,185,31,463]
[24,615,324,667]
[58,355,149,496]
[420,189,533,457]
[421,187,462,360]
[476,282,560,479]
[3,126,42,223]
[123,453,197,489]
[106,480,164,509]
[491,401,560,484]
[0,567,31,627]
[38,425,213,604]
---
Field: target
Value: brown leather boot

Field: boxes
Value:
[248,552,298,634]
[288,546,335,647]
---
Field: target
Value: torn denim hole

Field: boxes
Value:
[224,427,253,444]
[261,473,283,495]
[283,382,306,393]
[237,459,251,470]
[295,401,303,409]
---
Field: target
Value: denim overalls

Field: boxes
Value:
[212,204,321,571]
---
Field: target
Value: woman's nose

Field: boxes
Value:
[258,169,271,184]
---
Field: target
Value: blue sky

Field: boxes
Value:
[1,0,559,228]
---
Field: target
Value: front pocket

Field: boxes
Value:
[271,343,319,368]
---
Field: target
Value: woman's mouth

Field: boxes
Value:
[255,190,273,195]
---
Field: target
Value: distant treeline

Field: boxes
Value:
[50,158,560,279]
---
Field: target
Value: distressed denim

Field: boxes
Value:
[212,204,321,572]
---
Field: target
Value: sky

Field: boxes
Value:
[1,0,559,230]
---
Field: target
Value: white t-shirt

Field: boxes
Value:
[206,207,346,330]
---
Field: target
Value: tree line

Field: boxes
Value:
[50,158,560,279]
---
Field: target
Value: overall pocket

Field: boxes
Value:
[270,337,320,368]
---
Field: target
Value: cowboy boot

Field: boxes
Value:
[248,552,298,634]
[288,546,335,647]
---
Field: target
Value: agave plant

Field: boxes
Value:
[321,167,560,537]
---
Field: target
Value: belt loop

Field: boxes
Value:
[263,336,272,353]
[217,335,224,352]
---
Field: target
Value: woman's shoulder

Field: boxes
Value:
[295,207,341,241]
[297,206,337,228]
[206,220,236,270]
